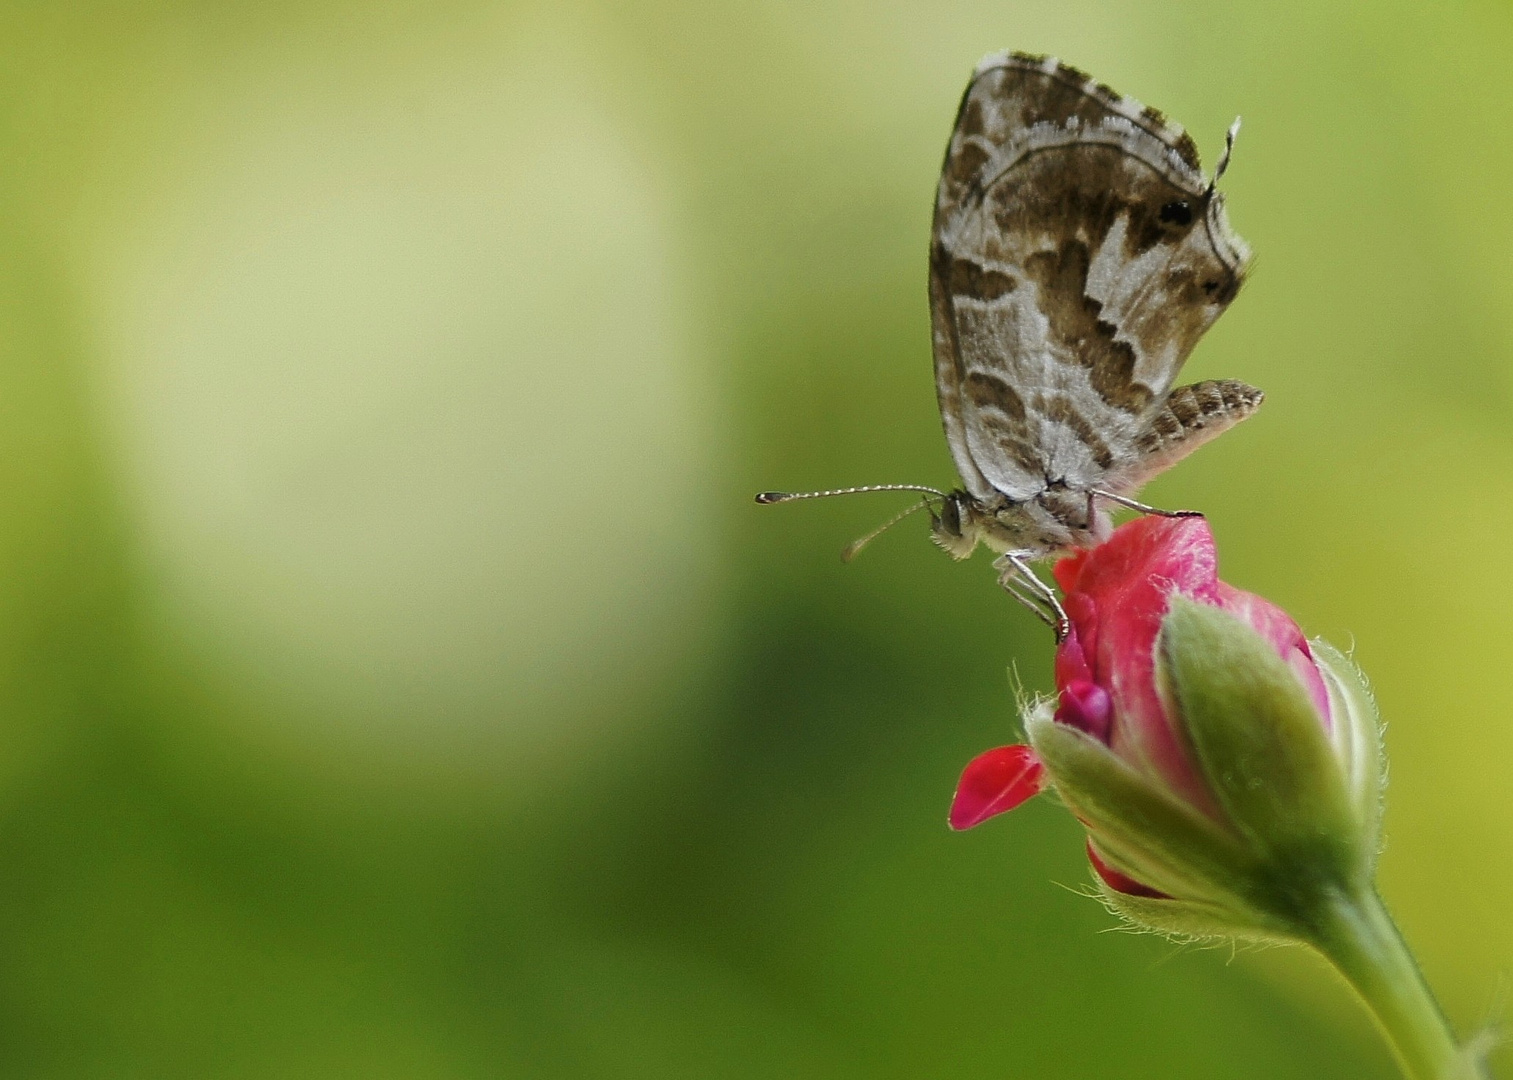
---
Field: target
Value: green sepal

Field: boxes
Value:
[1311,639,1385,868]
[1026,705,1259,911]
[1158,599,1366,906]
[1087,849,1304,944]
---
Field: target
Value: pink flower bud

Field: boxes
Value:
[940,520,1448,1072]
[949,515,1380,931]
[1049,515,1332,817]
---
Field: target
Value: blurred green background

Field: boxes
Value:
[0,0,1508,1076]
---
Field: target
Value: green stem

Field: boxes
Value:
[1308,885,1485,1080]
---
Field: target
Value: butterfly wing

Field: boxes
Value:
[930,52,1251,503]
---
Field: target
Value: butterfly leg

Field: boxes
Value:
[1090,489,1203,519]
[993,552,1070,642]
[998,575,1057,630]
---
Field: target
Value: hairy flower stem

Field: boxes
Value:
[1309,886,1485,1080]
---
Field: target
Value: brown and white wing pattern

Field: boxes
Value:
[930,52,1254,504]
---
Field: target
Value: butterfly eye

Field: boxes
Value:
[1158,200,1193,226]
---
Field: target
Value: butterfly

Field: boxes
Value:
[759,52,1260,638]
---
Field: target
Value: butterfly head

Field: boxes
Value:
[929,491,988,561]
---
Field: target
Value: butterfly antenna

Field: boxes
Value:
[841,498,938,563]
[755,483,949,504]
[1210,117,1241,193]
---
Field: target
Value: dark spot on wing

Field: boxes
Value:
[965,370,1026,420]
[949,256,1017,300]
[1022,239,1151,414]
[976,411,1045,475]
[1159,200,1192,226]
[959,98,985,139]
[1206,275,1240,305]
[946,139,991,194]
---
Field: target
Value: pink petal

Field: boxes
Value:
[949,745,1045,830]
[1054,616,1094,687]
[1057,592,1100,683]
[1054,679,1113,743]
[1070,515,1220,605]
[1086,840,1169,899]
[1071,517,1221,812]
[1052,548,1090,594]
